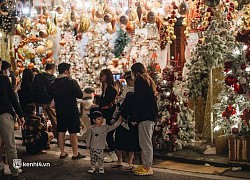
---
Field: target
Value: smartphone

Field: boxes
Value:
[38,107,43,115]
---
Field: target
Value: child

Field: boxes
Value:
[23,103,54,154]
[111,71,134,128]
[86,111,122,174]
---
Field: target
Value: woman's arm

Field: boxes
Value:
[100,86,117,109]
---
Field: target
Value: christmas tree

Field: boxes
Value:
[214,37,250,136]
[186,17,235,99]
[153,66,195,151]
[113,28,130,58]
[83,27,114,88]
[58,31,83,87]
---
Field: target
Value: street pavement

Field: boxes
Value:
[1,140,249,180]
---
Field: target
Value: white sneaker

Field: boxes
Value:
[88,168,95,174]
[99,168,105,174]
[104,153,113,163]
[110,152,118,162]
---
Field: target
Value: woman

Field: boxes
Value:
[99,69,118,162]
[23,103,54,155]
[18,68,35,111]
[131,62,158,176]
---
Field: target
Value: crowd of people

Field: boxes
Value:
[0,58,158,179]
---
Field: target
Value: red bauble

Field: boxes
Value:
[232,127,239,135]
[241,63,247,70]
[225,75,238,86]
[224,61,232,69]
[233,83,240,93]
[222,105,236,119]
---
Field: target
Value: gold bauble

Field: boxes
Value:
[36,45,46,54]
[146,11,156,24]
[169,31,174,36]
[56,6,63,14]
[104,14,112,23]
[168,40,173,44]
[95,9,104,18]
[178,1,189,15]
[171,35,176,40]
[119,15,129,25]
[46,39,53,49]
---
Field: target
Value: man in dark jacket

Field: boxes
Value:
[49,63,85,160]
[0,59,25,179]
[33,63,57,141]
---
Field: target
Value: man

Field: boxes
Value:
[33,63,58,141]
[0,59,25,180]
[49,63,86,159]
[0,60,17,90]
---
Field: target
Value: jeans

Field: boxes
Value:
[0,113,18,176]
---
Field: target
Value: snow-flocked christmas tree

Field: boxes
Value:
[214,34,250,136]
[186,17,235,99]
[153,66,195,151]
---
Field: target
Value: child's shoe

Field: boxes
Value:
[87,168,95,174]
[99,168,104,174]
[134,167,153,176]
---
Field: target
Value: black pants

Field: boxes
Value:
[107,130,115,151]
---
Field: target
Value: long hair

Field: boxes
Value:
[100,69,114,90]
[131,62,157,96]
[21,68,34,90]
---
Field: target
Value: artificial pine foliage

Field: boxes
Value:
[113,28,130,58]
[214,42,250,136]
[153,66,195,151]
[186,17,235,98]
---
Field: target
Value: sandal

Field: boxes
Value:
[59,153,68,159]
[125,165,134,170]
[38,150,47,154]
[112,164,123,168]
[72,152,86,160]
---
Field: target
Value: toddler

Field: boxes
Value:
[86,111,122,174]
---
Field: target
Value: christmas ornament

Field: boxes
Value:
[204,0,220,7]
[36,45,46,54]
[147,11,156,24]
[227,97,235,105]
[119,15,129,25]
[178,1,189,15]
[104,14,112,23]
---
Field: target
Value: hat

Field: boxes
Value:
[84,87,95,94]
[89,111,103,120]
[1,61,11,71]
[124,71,132,81]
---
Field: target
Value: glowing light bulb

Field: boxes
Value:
[22,5,30,14]
[214,125,221,132]
[30,7,37,18]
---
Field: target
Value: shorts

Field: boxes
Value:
[26,132,48,154]
[57,113,80,133]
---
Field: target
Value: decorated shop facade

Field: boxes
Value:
[0,0,250,164]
